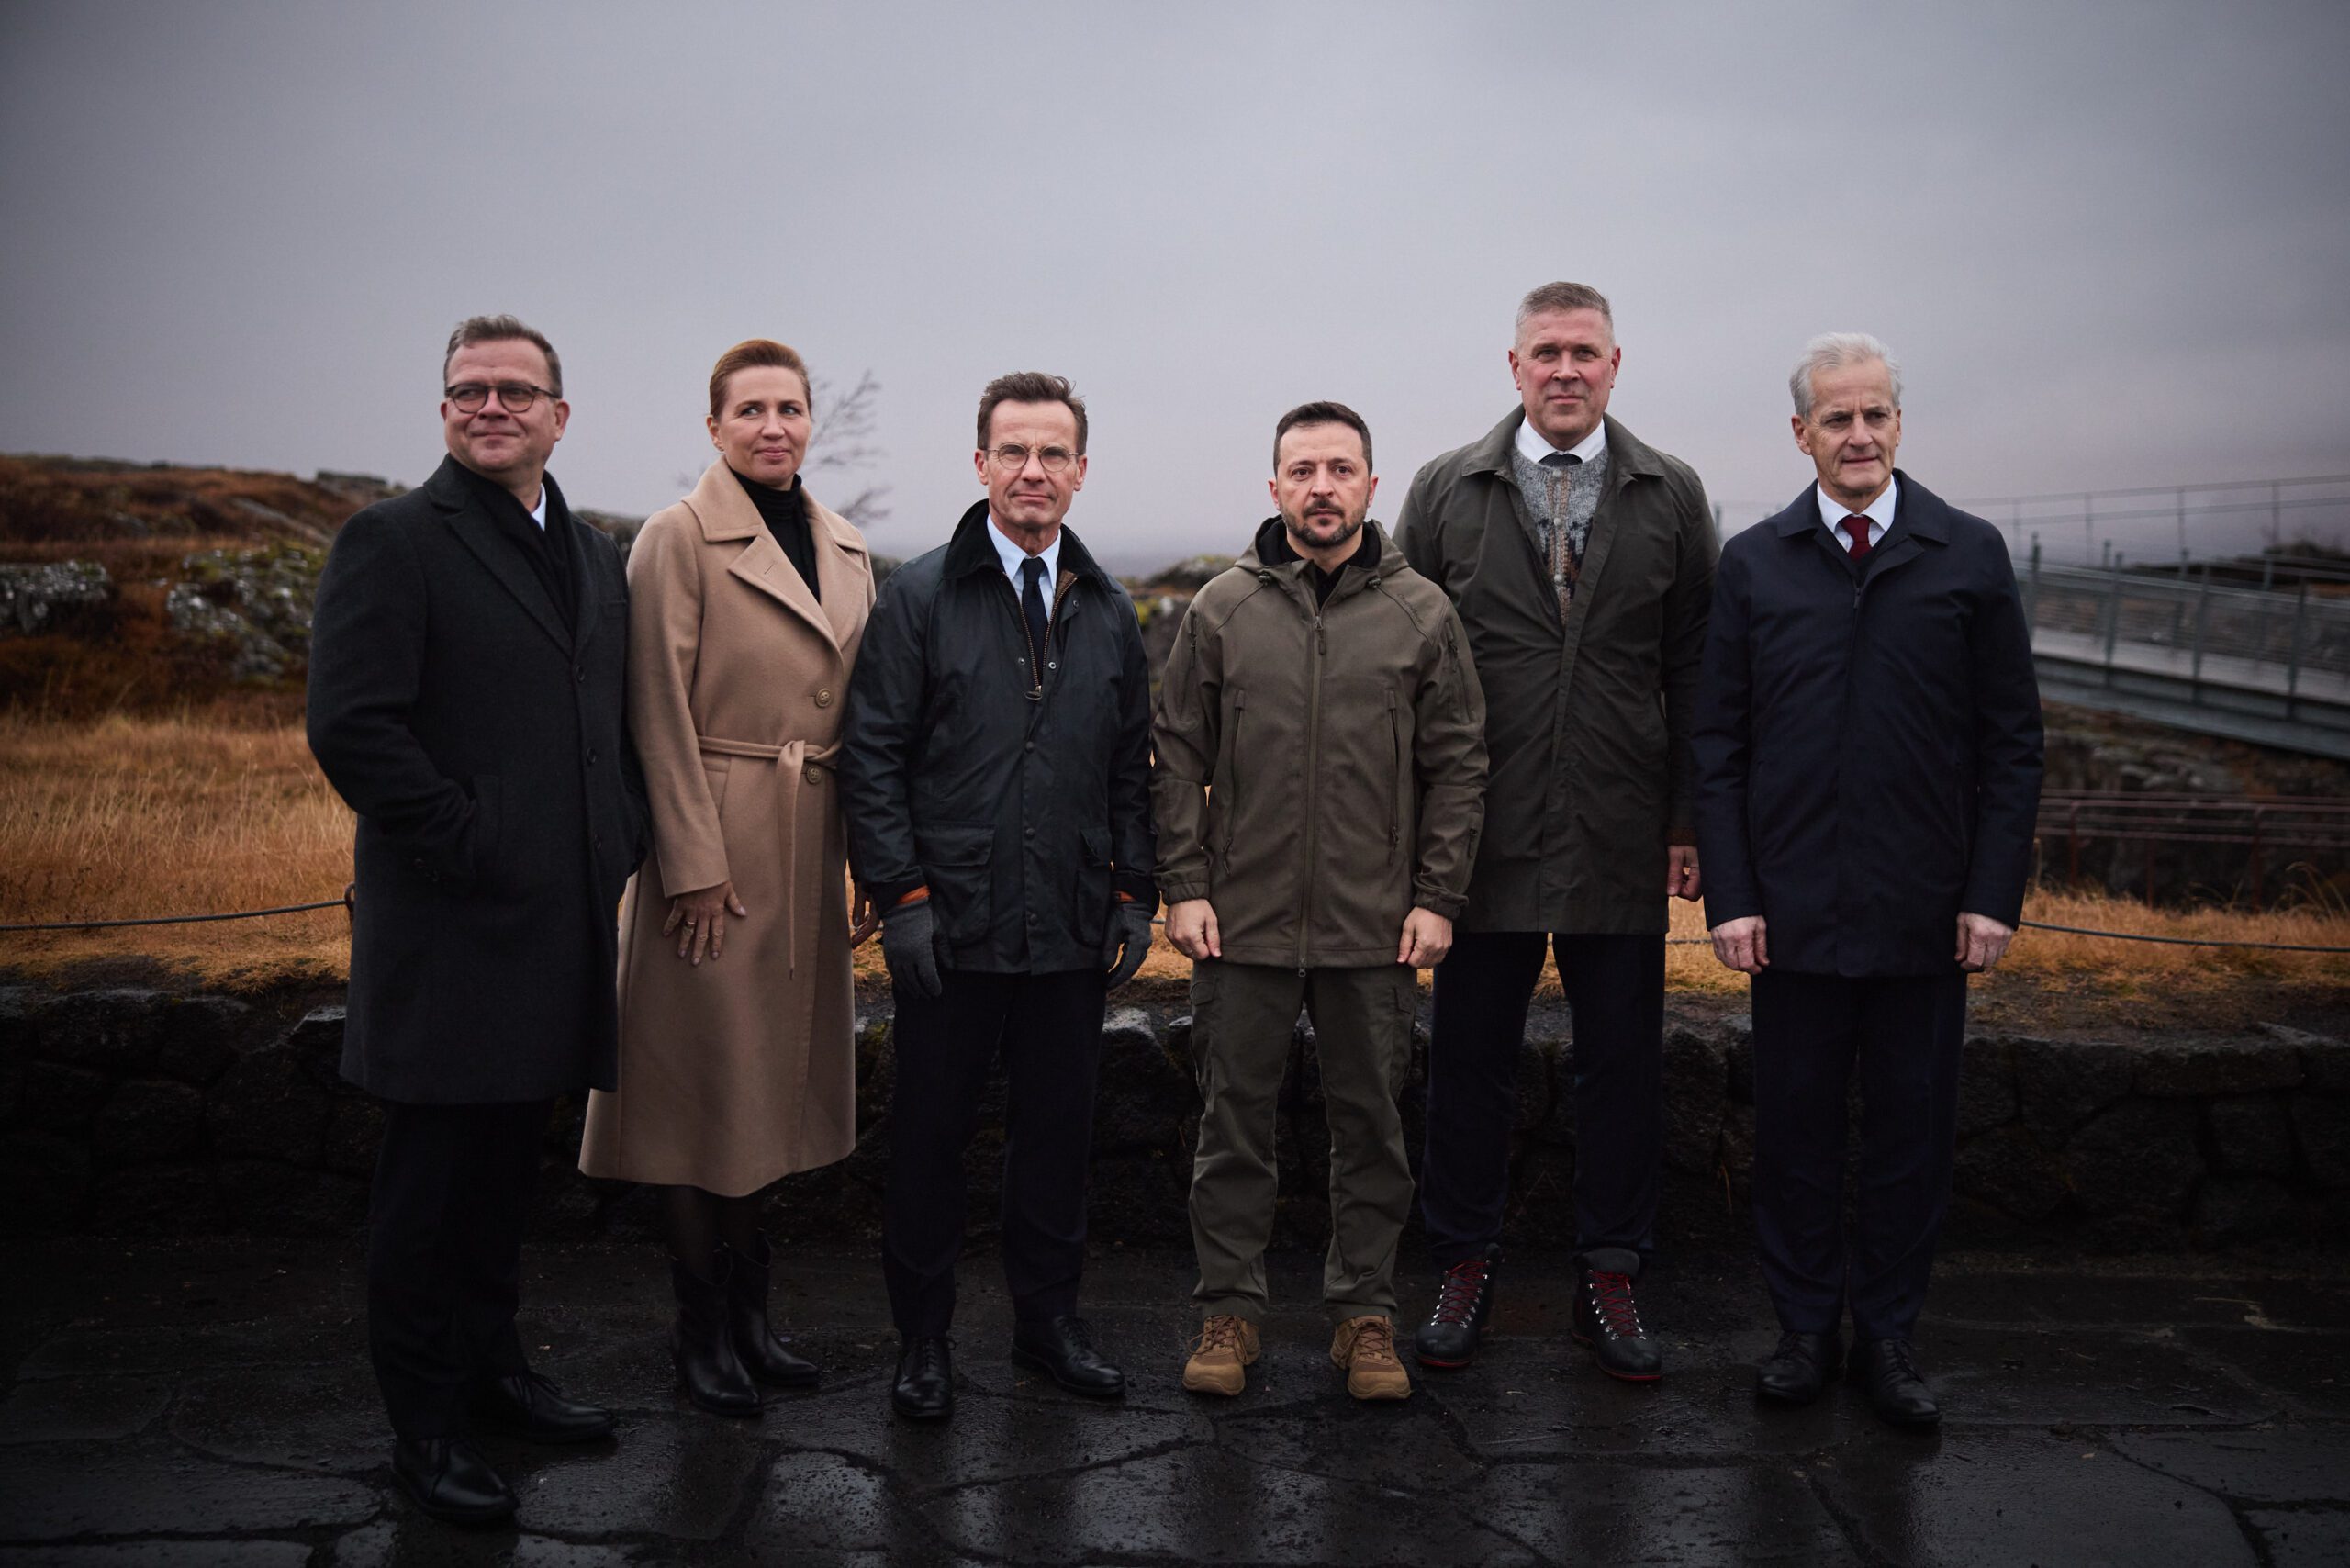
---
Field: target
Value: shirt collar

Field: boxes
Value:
[527,487,548,531]
[1515,414,1607,468]
[987,512,1060,585]
[1815,474,1897,544]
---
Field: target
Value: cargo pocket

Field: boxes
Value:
[915,820,996,944]
[1211,689,1246,872]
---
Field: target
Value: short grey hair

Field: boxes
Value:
[1789,332,1900,420]
[1515,281,1614,342]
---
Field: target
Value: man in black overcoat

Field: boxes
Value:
[840,371,1158,1422]
[1692,333,2042,1427]
[308,315,646,1522]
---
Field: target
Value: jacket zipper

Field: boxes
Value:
[994,567,1076,700]
[1298,601,1326,975]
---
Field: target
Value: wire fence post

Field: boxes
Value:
[2100,557,2123,685]
[2284,581,2310,719]
[2189,561,2211,696]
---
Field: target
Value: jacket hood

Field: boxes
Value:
[1238,515,1386,575]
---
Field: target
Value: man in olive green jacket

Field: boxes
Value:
[1154,401,1486,1403]
[1392,282,1716,1383]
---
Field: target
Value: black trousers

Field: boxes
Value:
[882,966,1107,1338]
[1750,969,1967,1341]
[1420,931,1664,1270]
[366,1097,552,1440]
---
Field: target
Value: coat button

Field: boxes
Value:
[814,689,834,708]
[575,666,587,684]
[1024,826,1035,839]
[804,766,822,785]
[586,749,598,766]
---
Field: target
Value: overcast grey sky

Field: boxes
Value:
[5,0,2346,568]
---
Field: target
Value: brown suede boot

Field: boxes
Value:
[1181,1315,1261,1396]
[1330,1315,1411,1401]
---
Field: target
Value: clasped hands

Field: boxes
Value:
[1164,900,1456,969]
[1707,912,2016,975]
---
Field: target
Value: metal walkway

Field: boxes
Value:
[2023,559,2350,759]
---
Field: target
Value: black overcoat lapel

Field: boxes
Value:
[425,457,574,653]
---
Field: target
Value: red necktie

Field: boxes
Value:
[1841,515,1874,560]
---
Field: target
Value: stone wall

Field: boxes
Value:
[2,984,2344,1253]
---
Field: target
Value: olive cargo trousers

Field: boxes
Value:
[1187,959,1419,1322]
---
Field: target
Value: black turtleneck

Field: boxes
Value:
[731,467,820,603]
[1260,516,1379,607]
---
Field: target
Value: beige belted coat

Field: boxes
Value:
[580,461,873,1194]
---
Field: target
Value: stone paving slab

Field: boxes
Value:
[0,1238,2344,1564]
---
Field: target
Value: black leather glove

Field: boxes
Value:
[1102,900,1155,991]
[882,897,944,1000]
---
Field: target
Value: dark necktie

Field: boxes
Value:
[1841,515,1874,561]
[1019,555,1050,673]
[1540,451,1582,620]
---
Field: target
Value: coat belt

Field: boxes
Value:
[696,734,840,975]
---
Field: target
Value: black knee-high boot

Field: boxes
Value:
[724,1232,820,1388]
[669,1248,760,1417]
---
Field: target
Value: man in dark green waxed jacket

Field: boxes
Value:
[1391,282,1718,1383]
[1156,401,1486,1404]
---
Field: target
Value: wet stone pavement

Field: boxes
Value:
[0,1240,2345,1566]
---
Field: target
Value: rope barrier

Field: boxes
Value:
[2015,920,2350,954]
[2,896,2344,953]
[0,887,354,935]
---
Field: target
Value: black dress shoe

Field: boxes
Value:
[1755,1331,1843,1406]
[1010,1316,1125,1398]
[892,1336,954,1420]
[724,1235,821,1389]
[1570,1251,1662,1383]
[1850,1336,1942,1427]
[470,1370,615,1444]
[1415,1244,1502,1370]
[392,1437,515,1527]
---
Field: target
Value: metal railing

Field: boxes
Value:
[1716,472,2350,571]
[2020,549,2350,737]
[2038,792,2350,908]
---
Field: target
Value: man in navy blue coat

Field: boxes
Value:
[1691,334,2042,1427]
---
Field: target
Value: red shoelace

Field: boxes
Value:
[1586,1271,1645,1336]
[1429,1259,1490,1326]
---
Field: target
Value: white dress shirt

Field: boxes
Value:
[987,513,1061,587]
[1815,475,1897,550]
[1515,416,1608,467]
[527,487,548,531]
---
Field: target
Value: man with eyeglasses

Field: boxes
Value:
[842,371,1157,1421]
[308,315,647,1525]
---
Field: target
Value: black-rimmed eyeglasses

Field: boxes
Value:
[445,381,557,413]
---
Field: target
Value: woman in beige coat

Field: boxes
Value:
[581,339,874,1415]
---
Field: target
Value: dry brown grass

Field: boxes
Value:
[0,715,353,986]
[5,716,2346,1017]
